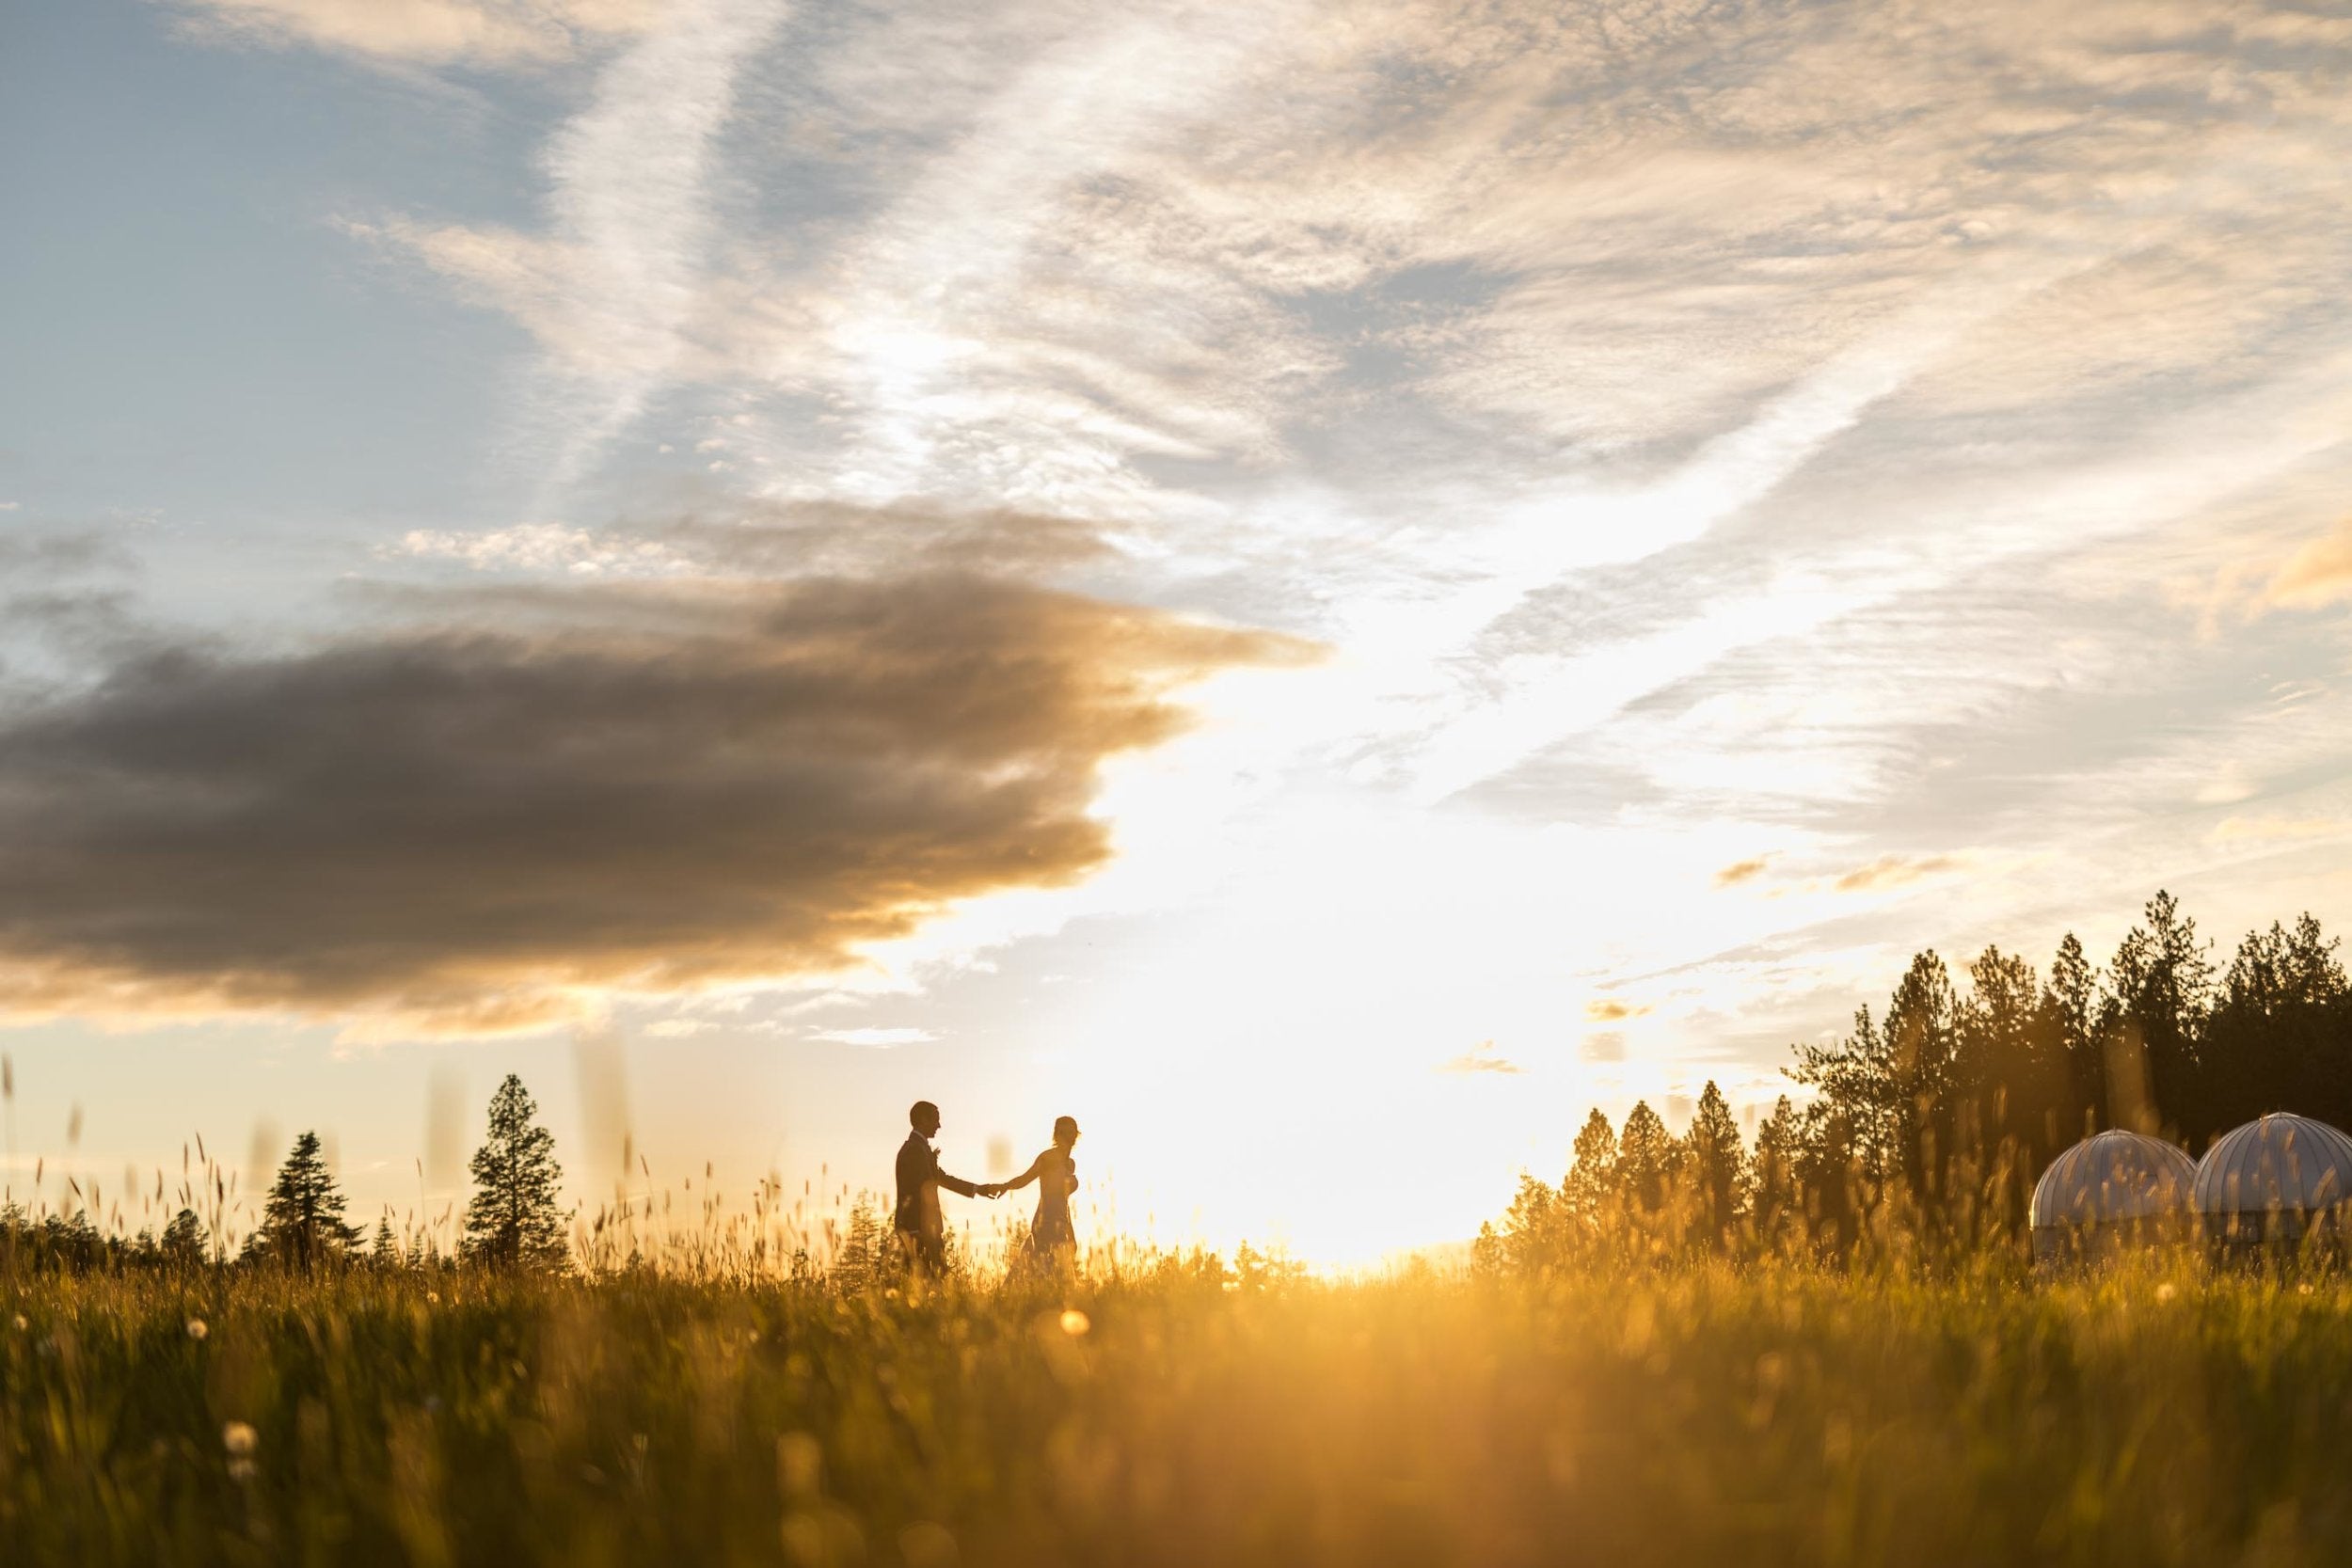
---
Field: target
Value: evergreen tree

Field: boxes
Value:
[248,1132,360,1271]
[1615,1101,1677,1212]
[1489,1175,1562,1270]
[1883,952,1961,1200]
[832,1196,894,1291]
[160,1207,207,1269]
[461,1075,568,1271]
[1495,895,2352,1263]
[2048,931,2105,1135]
[372,1212,401,1267]
[1748,1096,1803,1241]
[1791,1101,1864,1251]
[2204,914,2351,1133]
[2101,890,2213,1138]
[1560,1109,1618,1223]
[1951,945,2071,1224]
[1681,1082,1747,1241]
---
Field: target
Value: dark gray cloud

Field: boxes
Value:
[0,571,1304,1030]
[0,529,129,578]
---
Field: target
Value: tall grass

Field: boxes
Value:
[8,1245,2352,1565]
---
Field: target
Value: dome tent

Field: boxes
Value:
[2192,1113,2352,1247]
[2029,1129,2197,1266]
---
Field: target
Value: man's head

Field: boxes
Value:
[910,1100,941,1137]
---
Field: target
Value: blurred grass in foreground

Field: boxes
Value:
[7,1252,2352,1566]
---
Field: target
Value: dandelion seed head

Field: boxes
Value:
[221,1420,257,1456]
[186,1318,209,1339]
[1059,1309,1090,1337]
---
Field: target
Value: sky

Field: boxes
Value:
[5,0,2352,1267]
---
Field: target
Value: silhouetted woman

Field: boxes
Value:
[997,1116,1080,1268]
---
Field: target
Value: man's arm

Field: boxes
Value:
[926,1143,981,1198]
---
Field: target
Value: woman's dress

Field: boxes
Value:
[1027,1148,1077,1256]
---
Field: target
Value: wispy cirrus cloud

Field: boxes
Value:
[812,1027,936,1049]
[1438,1040,1520,1075]
[160,0,664,65]
[182,0,2352,1078]
[1833,855,1963,895]
[348,0,791,487]
[2262,516,2352,612]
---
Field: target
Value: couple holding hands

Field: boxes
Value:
[893,1100,1080,1274]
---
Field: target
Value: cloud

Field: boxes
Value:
[1832,854,1963,894]
[342,0,791,486]
[161,0,663,66]
[387,500,1112,582]
[2262,515,2352,611]
[1438,1039,1519,1075]
[0,571,1304,1033]
[811,1026,935,1048]
[1582,998,1649,1023]
[1713,856,1772,889]
[0,528,133,580]
[2210,815,2347,847]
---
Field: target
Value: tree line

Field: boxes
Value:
[2,1073,568,1275]
[1479,891,2352,1266]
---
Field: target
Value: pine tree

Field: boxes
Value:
[832,1196,893,1291]
[372,1212,401,1268]
[2047,932,2103,1135]
[2101,890,2213,1137]
[160,1207,207,1269]
[1682,1081,1747,1241]
[249,1132,360,1271]
[460,1075,568,1271]
[1749,1096,1803,1240]
[1560,1108,1618,1222]
[1491,1174,1561,1269]
[1615,1101,1677,1212]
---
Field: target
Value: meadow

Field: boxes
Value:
[8,1248,2352,1567]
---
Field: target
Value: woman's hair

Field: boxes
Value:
[1053,1115,1080,1143]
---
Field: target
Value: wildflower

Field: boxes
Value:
[2154,1283,2176,1304]
[186,1318,209,1339]
[221,1421,257,1457]
[1059,1308,1090,1338]
[9,1314,24,1332]
[426,1291,440,1304]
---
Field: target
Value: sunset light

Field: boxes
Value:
[8,4,2352,1562]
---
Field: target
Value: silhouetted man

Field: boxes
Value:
[895,1100,985,1274]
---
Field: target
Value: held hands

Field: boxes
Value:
[978,1182,1004,1199]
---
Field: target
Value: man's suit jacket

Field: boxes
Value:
[895,1132,977,1236]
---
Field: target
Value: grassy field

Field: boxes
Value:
[7,1252,2352,1566]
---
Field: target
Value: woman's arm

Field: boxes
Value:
[997,1152,1045,1194]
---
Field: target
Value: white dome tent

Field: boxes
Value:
[2192,1114,2352,1247]
[2029,1129,2197,1266]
